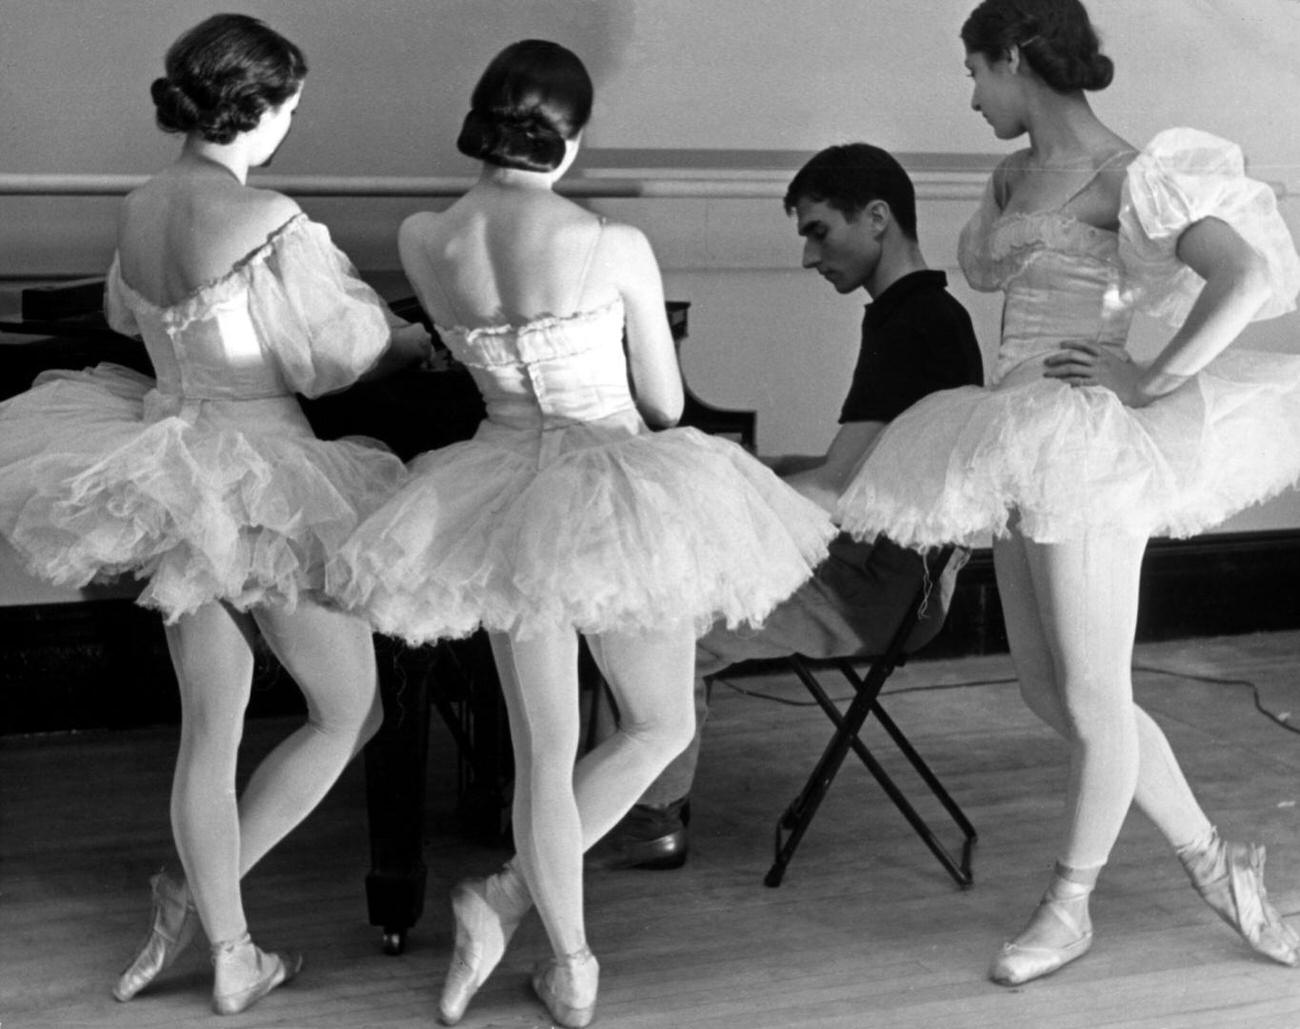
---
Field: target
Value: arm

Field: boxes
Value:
[1046,217,1273,406]
[782,420,886,512]
[1139,216,1273,396]
[357,321,434,382]
[611,225,684,428]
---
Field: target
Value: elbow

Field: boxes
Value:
[641,400,683,429]
[1235,250,1273,315]
[638,383,684,429]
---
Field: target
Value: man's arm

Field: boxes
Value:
[781,419,885,512]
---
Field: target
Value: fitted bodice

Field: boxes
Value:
[112,272,293,402]
[959,129,1300,389]
[438,297,637,431]
[961,210,1134,385]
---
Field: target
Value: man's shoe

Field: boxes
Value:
[586,800,689,870]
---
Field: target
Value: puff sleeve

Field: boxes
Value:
[246,216,395,398]
[1119,127,1300,326]
[104,256,141,338]
[957,177,1007,293]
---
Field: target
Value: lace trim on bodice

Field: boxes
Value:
[437,296,625,367]
[962,207,1123,293]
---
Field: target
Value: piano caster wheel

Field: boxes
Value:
[381,929,407,956]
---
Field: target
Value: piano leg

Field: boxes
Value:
[363,635,433,955]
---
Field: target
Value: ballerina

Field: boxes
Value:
[330,39,834,1027]
[0,13,428,1015]
[836,0,1300,986]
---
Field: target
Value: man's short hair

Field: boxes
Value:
[784,143,918,241]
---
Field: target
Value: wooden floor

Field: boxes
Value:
[4,631,1300,1029]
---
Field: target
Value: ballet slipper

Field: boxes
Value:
[210,931,302,1016]
[531,946,599,1028]
[1179,829,1300,967]
[112,869,200,1001]
[990,866,1094,986]
[438,866,532,1025]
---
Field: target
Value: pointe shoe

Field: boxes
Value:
[990,869,1094,986]
[1180,830,1300,967]
[112,869,200,1001]
[532,946,599,1028]
[438,869,531,1025]
[210,932,302,1016]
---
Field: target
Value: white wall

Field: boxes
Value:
[3,1,1300,602]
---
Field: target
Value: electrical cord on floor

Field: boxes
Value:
[714,662,1300,736]
[1132,663,1300,736]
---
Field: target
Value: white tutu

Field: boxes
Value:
[331,412,834,643]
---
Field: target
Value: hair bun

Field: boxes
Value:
[456,106,567,173]
[150,76,204,134]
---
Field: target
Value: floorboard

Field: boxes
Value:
[3,631,1300,1028]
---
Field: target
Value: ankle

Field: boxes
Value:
[210,931,253,964]
[1176,826,1225,880]
[1049,861,1100,896]
[490,863,533,920]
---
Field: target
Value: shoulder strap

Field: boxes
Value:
[569,217,605,313]
[1057,149,1137,212]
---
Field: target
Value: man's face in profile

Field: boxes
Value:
[794,197,881,294]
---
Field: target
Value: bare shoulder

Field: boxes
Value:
[229,186,303,243]
[398,209,442,251]
[993,149,1032,204]
[598,220,655,261]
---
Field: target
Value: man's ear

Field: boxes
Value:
[866,199,891,237]
[1005,44,1022,75]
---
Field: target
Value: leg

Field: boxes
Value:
[987,528,1142,983]
[238,599,383,873]
[113,602,256,1002]
[439,628,588,1025]
[994,530,1213,853]
[993,526,1298,974]
[202,599,375,1013]
[577,627,697,847]
[591,536,921,868]
[165,602,260,945]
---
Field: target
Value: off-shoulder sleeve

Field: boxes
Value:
[1119,127,1300,326]
[246,216,394,398]
[958,177,1006,293]
[103,255,141,338]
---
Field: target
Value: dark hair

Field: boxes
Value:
[961,0,1112,92]
[456,40,593,173]
[151,14,307,145]
[783,143,918,241]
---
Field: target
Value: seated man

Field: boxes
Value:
[587,142,985,869]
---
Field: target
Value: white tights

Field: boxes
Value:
[165,599,382,944]
[994,525,1214,871]
[488,627,697,958]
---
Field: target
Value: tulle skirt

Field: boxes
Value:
[837,347,1300,546]
[329,413,836,643]
[0,364,407,620]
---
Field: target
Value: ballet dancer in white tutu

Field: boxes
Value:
[330,39,834,1027]
[837,0,1300,986]
[0,14,429,1015]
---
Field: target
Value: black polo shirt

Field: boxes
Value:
[839,269,983,424]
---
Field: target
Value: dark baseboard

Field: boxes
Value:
[925,528,1300,658]
[4,528,1300,734]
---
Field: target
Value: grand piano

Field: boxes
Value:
[0,282,755,955]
